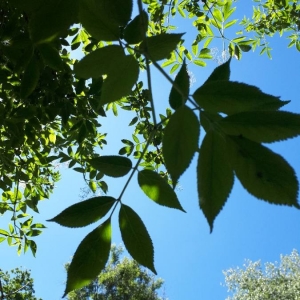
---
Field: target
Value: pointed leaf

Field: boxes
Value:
[20,56,39,98]
[119,204,156,274]
[138,170,185,211]
[48,196,116,227]
[203,58,231,84]
[227,136,299,207]
[140,33,184,61]
[38,43,63,70]
[169,60,189,110]
[193,81,289,115]
[124,11,148,44]
[163,106,199,186]
[63,219,111,297]
[220,111,300,143]
[89,156,132,177]
[239,44,252,52]
[198,131,234,232]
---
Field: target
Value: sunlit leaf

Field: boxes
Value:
[48,196,116,227]
[119,204,156,274]
[63,219,111,296]
[138,170,185,211]
[163,106,199,187]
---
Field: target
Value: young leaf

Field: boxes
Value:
[138,170,185,211]
[119,204,156,274]
[203,58,231,84]
[220,111,300,143]
[63,219,111,297]
[198,131,234,232]
[20,56,40,99]
[140,33,184,61]
[163,106,199,187]
[89,156,132,177]
[193,81,289,115]
[74,45,139,104]
[48,196,116,227]
[169,60,189,110]
[227,136,299,207]
[124,11,148,44]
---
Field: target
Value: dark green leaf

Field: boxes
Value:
[124,11,148,44]
[198,131,234,232]
[220,111,300,143]
[140,33,184,61]
[138,170,185,211]
[204,58,231,84]
[193,81,289,115]
[227,136,299,207]
[119,204,156,274]
[48,196,116,227]
[74,45,139,104]
[63,219,111,296]
[38,43,64,70]
[239,44,252,52]
[89,156,132,177]
[163,106,199,187]
[20,56,39,98]
[169,60,189,110]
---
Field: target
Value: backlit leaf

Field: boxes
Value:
[220,111,300,143]
[227,136,299,207]
[193,81,289,115]
[124,11,148,44]
[89,156,132,177]
[48,196,116,227]
[163,106,199,187]
[204,58,231,84]
[119,204,156,274]
[138,170,185,211]
[63,219,111,296]
[169,61,189,110]
[198,131,234,232]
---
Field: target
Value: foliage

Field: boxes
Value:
[223,249,300,300]
[66,245,165,300]
[0,267,41,300]
[1,0,300,296]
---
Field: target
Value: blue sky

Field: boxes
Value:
[2,2,300,299]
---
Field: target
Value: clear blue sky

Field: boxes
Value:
[2,2,300,299]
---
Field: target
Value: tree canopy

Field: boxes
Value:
[223,249,300,300]
[1,0,300,296]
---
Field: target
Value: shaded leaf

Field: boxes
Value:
[198,131,234,232]
[138,170,185,211]
[169,60,189,110]
[48,196,116,227]
[163,106,199,187]
[20,56,39,98]
[227,136,299,207]
[38,43,64,70]
[239,44,252,52]
[63,219,111,296]
[220,111,300,143]
[119,204,156,274]
[89,156,132,177]
[124,11,148,44]
[193,81,289,115]
[204,58,231,84]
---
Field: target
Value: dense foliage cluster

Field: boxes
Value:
[1,0,300,295]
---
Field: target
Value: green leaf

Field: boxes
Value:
[38,43,64,70]
[227,136,299,207]
[29,0,79,43]
[169,61,189,110]
[138,170,185,211]
[198,131,234,232]
[239,44,252,52]
[140,33,184,61]
[220,111,300,143]
[89,156,132,177]
[224,19,237,29]
[124,11,148,44]
[163,106,199,187]
[63,218,111,297]
[74,45,139,104]
[20,56,39,98]
[204,58,231,84]
[193,60,206,67]
[79,0,132,41]
[193,81,289,115]
[119,204,156,274]
[48,196,116,227]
